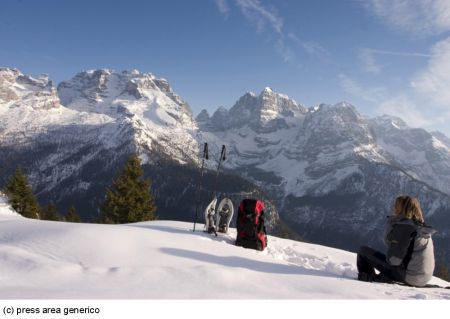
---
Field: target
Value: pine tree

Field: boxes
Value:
[65,206,81,223]
[101,154,157,224]
[435,260,450,282]
[2,167,40,219]
[41,202,61,221]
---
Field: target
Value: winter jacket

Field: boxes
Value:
[384,216,435,287]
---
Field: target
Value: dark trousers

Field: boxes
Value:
[357,246,405,283]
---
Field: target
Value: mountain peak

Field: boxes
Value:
[200,88,307,132]
[0,67,60,109]
[57,69,195,130]
[372,114,408,130]
[85,68,113,75]
[332,102,361,117]
[216,105,228,113]
[334,101,354,108]
[196,109,210,122]
[59,69,185,107]
[257,87,306,119]
[0,67,21,78]
[262,87,273,94]
[122,69,143,76]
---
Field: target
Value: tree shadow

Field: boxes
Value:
[160,247,340,278]
[127,224,194,235]
[127,224,236,244]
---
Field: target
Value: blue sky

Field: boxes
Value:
[2,0,450,135]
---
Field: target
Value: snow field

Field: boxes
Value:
[1,196,449,300]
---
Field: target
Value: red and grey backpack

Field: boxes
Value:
[235,199,267,251]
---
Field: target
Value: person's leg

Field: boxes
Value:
[357,246,380,281]
[357,246,405,283]
[375,265,405,283]
[357,246,379,275]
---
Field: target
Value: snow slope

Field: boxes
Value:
[0,199,448,299]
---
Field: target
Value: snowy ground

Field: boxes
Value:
[0,196,449,299]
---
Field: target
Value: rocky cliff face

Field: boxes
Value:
[198,87,307,133]
[0,68,60,110]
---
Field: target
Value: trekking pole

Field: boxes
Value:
[214,145,226,192]
[207,145,226,237]
[193,142,208,232]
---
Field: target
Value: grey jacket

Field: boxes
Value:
[384,216,435,287]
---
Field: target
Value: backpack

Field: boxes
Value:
[235,199,267,251]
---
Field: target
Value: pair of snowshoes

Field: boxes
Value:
[204,197,234,235]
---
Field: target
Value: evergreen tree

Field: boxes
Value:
[40,202,61,221]
[65,206,81,223]
[435,260,450,282]
[101,154,157,223]
[2,167,40,219]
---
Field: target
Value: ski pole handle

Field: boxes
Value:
[221,145,226,161]
[204,143,209,160]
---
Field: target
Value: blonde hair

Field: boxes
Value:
[394,195,424,224]
[393,195,407,216]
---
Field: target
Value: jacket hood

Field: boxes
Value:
[387,215,436,238]
[416,224,436,238]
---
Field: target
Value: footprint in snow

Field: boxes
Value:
[108,267,120,273]
[412,293,427,300]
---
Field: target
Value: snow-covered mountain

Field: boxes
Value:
[57,69,199,163]
[199,89,450,263]
[0,68,278,224]
[0,67,199,170]
[198,87,307,133]
[200,90,450,199]
[0,196,448,299]
[369,115,450,193]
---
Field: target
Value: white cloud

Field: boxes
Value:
[368,49,430,58]
[215,0,230,16]
[354,1,450,132]
[213,1,327,66]
[275,38,295,63]
[341,38,450,134]
[287,33,329,57]
[214,0,298,64]
[359,49,382,74]
[376,95,432,127]
[359,48,430,74]
[366,0,450,36]
[234,0,283,34]
[338,74,434,128]
[338,74,386,103]
[411,37,450,107]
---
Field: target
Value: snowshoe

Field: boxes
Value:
[215,198,234,233]
[204,197,217,235]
